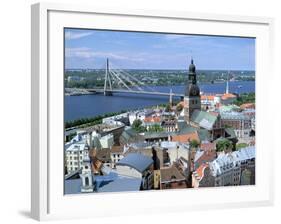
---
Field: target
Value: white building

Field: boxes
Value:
[160,141,190,164]
[99,133,114,149]
[209,146,255,186]
[65,141,89,174]
[128,109,155,125]
[102,113,128,125]
[110,145,125,168]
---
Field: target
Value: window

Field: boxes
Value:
[85,177,89,186]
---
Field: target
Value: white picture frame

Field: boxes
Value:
[31,2,274,221]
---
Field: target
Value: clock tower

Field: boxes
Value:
[184,59,201,122]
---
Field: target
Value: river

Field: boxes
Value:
[64,81,255,121]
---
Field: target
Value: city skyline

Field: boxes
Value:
[65,28,255,71]
[64,59,256,194]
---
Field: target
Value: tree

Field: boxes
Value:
[176,103,183,112]
[233,92,255,106]
[148,124,164,132]
[131,119,146,133]
[132,119,142,129]
[165,104,172,112]
[190,139,199,149]
[216,139,233,152]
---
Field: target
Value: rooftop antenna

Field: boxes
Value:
[169,88,173,105]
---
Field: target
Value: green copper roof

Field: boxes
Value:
[225,127,236,139]
[197,129,211,142]
[177,121,198,134]
[120,127,139,141]
[191,110,217,130]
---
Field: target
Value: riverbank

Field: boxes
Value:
[65,103,172,129]
[64,81,255,121]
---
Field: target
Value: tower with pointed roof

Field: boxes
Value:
[80,148,94,193]
[184,59,201,122]
[226,72,229,94]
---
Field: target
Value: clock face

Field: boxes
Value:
[192,89,198,96]
[190,87,198,96]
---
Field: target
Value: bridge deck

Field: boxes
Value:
[88,88,184,97]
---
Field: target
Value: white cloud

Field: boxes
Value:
[65,47,146,62]
[65,31,93,40]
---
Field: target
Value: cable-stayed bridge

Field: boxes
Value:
[85,59,184,102]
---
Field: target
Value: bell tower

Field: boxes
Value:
[184,59,201,122]
[80,148,94,193]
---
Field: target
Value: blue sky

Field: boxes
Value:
[65,28,255,70]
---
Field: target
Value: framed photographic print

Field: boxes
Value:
[31,2,274,221]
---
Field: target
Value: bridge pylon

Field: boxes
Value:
[169,88,173,105]
[104,58,113,96]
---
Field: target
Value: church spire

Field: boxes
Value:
[226,72,229,94]
[184,58,201,123]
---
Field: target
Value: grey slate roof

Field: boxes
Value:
[97,177,141,193]
[116,153,153,173]
[221,111,250,120]
[64,172,142,194]
[143,131,169,139]
[64,178,82,194]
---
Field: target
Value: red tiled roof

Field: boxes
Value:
[221,93,237,100]
[195,150,216,167]
[143,116,161,123]
[195,163,209,180]
[201,95,215,101]
[240,103,255,109]
[171,131,200,143]
[200,142,216,152]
